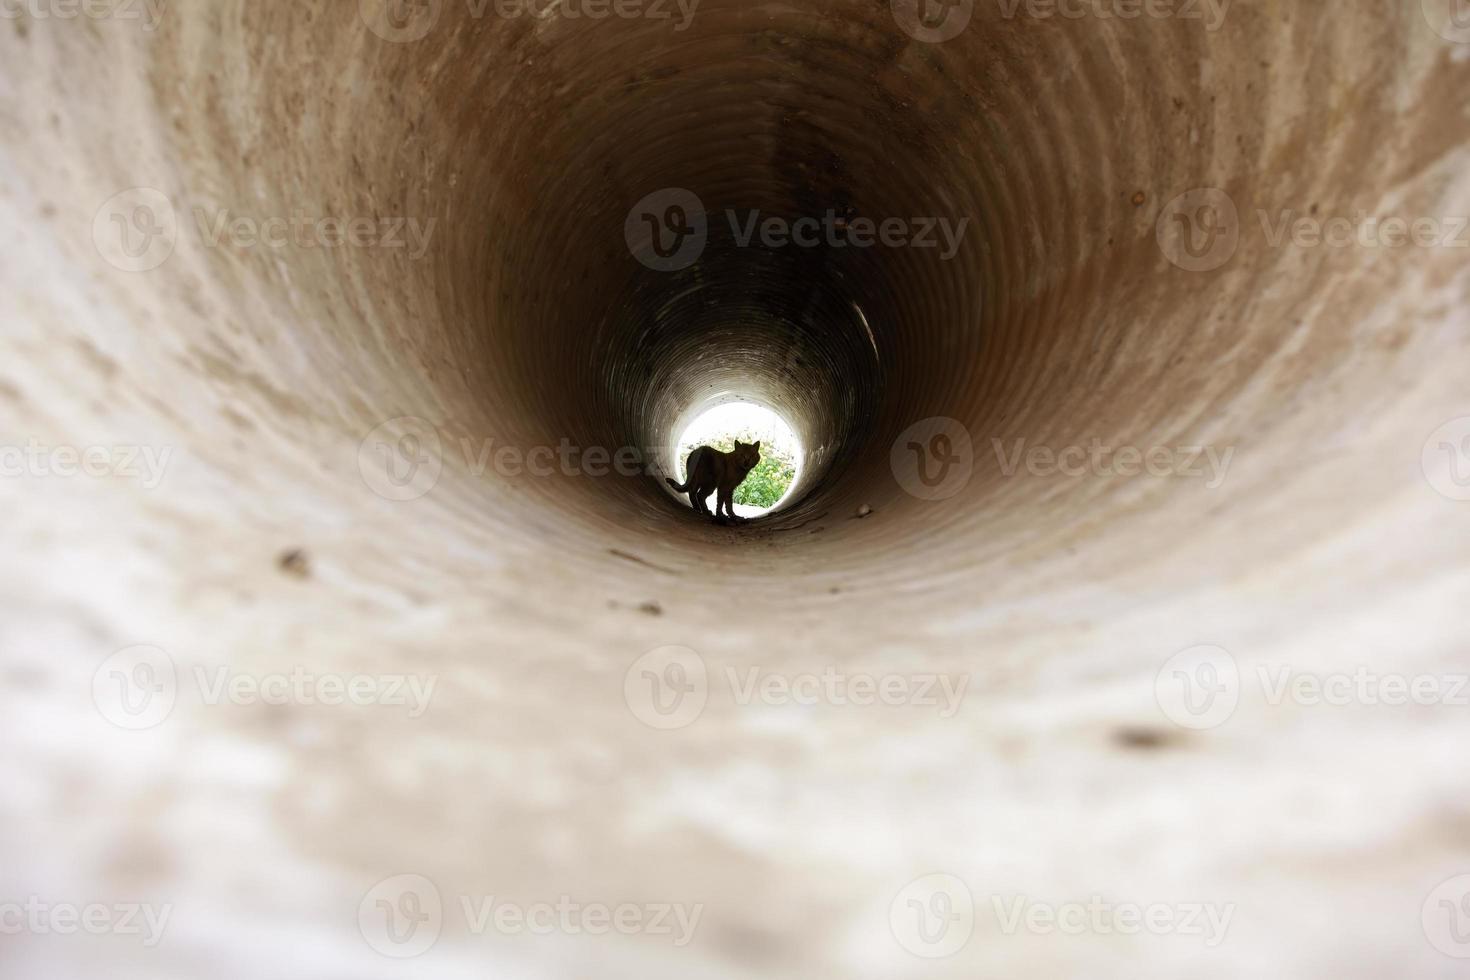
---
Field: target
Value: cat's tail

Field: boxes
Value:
[665,477,690,493]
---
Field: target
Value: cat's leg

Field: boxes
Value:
[722,487,745,523]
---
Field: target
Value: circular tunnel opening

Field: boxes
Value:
[607,210,889,528]
[669,399,803,518]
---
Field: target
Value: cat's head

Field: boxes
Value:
[735,440,762,471]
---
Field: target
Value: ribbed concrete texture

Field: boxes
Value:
[2,0,1469,976]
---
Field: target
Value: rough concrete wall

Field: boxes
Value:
[1,0,1468,976]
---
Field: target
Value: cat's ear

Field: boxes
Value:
[753,441,761,452]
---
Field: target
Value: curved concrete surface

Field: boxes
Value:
[2,0,1469,975]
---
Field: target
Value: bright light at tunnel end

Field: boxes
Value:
[669,401,802,518]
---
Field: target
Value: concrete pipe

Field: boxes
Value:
[2,0,1469,976]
